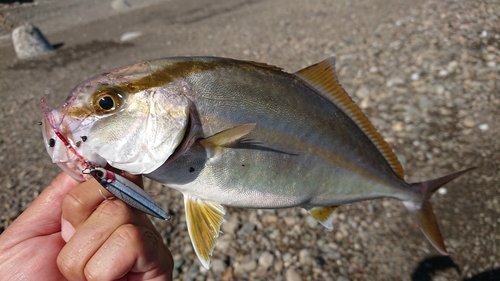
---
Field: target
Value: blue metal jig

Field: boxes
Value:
[88,167,169,220]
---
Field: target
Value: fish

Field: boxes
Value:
[41,56,474,269]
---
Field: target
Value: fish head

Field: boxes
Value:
[42,61,191,181]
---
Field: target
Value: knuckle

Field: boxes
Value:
[95,199,132,219]
[113,224,141,246]
[83,266,101,281]
[57,252,82,280]
[62,191,86,218]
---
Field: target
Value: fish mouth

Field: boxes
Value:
[41,109,103,182]
[42,117,87,181]
[56,158,88,182]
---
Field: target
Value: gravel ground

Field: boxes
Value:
[0,0,499,280]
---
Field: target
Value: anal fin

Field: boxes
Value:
[308,206,339,230]
[184,194,226,269]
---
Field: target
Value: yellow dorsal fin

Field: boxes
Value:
[308,205,339,230]
[295,57,404,179]
[184,194,226,269]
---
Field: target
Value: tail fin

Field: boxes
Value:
[403,167,476,255]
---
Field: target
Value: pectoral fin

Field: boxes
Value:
[184,194,226,269]
[200,123,256,158]
[308,206,339,230]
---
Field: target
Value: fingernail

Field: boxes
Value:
[61,217,76,242]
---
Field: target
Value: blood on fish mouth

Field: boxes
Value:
[38,97,88,168]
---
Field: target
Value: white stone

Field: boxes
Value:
[299,249,313,266]
[241,260,257,272]
[435,85,445,95]
[12,23,53,59]
[392,122,404,132]
[479,123,489,131]
[258,251,275,269]
[215,234,232,251]
[306,215,319,228]
[411,72,420,81]
[386,77,404,87]
[120,31,142,42]
[211,259,226,275]
[463,117,475,128]
[438,69,449,77]
[221,218,239,236]
[285,268,302,281]
[284,216,295,226]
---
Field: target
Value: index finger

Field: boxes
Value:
[61,173,144,229]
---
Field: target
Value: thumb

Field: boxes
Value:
[2,173,80,245]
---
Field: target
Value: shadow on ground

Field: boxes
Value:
[1,0,34,4]
[412,256,500,281]
[7,40,133,71]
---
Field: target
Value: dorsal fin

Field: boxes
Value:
[295,57,404,179]
[244,60,284,72]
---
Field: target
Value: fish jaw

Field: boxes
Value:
[82,88,190,174]
[42,108,106,182]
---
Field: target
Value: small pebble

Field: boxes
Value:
[411,72,420,80]
[463,118,475,128]
[284,216,295,226]
[211,259,226,275]
[120,31,142,42]
[241,260,257,272]
[274,260,284,272]
[392,122,404,132]
[299,249,313,266]
[479,124,489,131]
[306,216,319,228]
[258,251,275,269]
[438,187,447,195]
[386,77,405,87]
[221,219,239,236]
[438,69,449,77]
[285,268,302,281]
[237,223,255,237]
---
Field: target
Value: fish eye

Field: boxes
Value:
[91,87,124,114]
[49,138,55,147]
[95,170,104,178]
[99,96,114,110]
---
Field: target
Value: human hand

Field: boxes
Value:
[0,172,173,281]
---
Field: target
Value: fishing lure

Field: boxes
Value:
[87,167,169,220]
